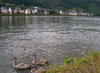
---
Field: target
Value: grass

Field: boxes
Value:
[41,49,100,73]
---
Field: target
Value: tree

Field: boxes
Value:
[49,10,56,15]
[38,8,44,14]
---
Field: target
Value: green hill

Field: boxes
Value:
[3,0,42,6]
[38,0,100,13]
[0,0,3,4]
[2,0,100,13]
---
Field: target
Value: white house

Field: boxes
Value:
[78,12,88,16]
[30,8,35,14]
[34,7,41,11]
[44,9,49,15]
[32,9,38,14]
[8,7,12,14]
[8,7,18,14]
[14,7,18,13]
[1,6,8,13]
[25,8,31,14]
[69,10,77,16]
[33,7,41,13]
[18,7,25,14]
[59,10,64,15]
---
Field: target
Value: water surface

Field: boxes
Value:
[0,16,100,73]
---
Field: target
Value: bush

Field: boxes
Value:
[44,50,100,73]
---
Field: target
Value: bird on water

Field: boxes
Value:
[13,57,32,69]
[32,53,50,65]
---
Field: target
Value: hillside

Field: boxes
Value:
[0,0,3,4]
[38,0,100,13]
[2,0,100,13]
[2,0,42,7]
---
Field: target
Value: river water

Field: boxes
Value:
[0,16,100,73]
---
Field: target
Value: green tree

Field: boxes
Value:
[38,8,44,14]
[49,10,56,15]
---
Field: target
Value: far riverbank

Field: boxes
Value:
[0,14,98,16]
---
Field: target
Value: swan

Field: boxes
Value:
[32,53,50,65]
[81,52,86,56]
[13,57,32,69]
[29,66,45,73]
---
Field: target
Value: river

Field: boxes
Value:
[0,16,100,73]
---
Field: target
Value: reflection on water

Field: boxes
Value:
[0,16,100,73]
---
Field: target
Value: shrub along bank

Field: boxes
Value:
[42,50,100,73]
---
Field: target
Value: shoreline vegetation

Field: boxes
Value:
[0,13,100,16]
[0,14,98,16]
[41,50,100,73]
